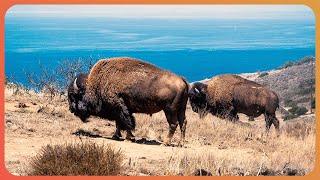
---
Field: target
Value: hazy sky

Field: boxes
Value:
[6,5,314,20]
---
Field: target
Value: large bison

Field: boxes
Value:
[188,74,279,131]
[68,57,189,145]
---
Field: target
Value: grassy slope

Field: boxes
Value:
[5,83,315,176]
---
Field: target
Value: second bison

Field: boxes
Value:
[188,74,279,131]
[68,57,189,145]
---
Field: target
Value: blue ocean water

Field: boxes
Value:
[5,17,315,85]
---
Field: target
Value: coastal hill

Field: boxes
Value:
[240,56,315,109]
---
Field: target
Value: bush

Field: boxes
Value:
[296,56,315,65]
[288,105,308,116]
[281,61,295,69]
[283,114,298,121]
[258,72,268,78]
[278,56,315,69]
[25,58,97,98]
[28,142,123,176]
[297,88,312,96]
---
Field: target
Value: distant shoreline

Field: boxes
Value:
[6,51,315,87]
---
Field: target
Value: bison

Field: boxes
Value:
[188,74,279,132]
[68,57,189,145]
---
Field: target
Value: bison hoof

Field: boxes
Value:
[125,137,136,142]
[111,135,121,141]
[160,143,169,147]
[177,142,185,148]
[161,141,173,147]
[124,139,135,143]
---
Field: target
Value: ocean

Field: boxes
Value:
[5,17,315,85]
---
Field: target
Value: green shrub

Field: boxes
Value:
[281,61,295,69]
[288,105,308,116]
[296,56,315,65]
[283,114,298,121]
[298,88,312,96]
[258,72,269,78]
[279,56,315,70]
[28,142,123,176]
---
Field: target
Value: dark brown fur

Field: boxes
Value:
[68,57,189,145]
[189,74,279,131]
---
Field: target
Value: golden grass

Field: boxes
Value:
[133,108,315,176]
[5,86,316,176]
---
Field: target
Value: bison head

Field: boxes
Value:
[68,73,90,122]
[188,82,209,118]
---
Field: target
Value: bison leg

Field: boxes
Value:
[178,107,187,146]
[125,113,136,141]
[264,112,280,134]
[273,117,280,131]
[271,114,280,136]
[112,126,122,140]
[264,113,273,132]
[116,100,136,131]
[125,130,135,142]
[112,99,136,141]
[113,127,135,142]
[227,108,239,122]
[221,106,238,122]
[163,110,178,145]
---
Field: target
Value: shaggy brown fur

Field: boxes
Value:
[68,57,189,145]
[206,75,248,108]
[189,74,279,131]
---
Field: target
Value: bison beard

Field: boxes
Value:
[188,74,280,132]
[68,57,189,145]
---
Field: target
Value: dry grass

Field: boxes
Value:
[5,85,316,176]
[132,108,315,176]
[28,142,123,176]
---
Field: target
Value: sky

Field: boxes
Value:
[6,5,315,20]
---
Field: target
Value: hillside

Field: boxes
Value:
[240,57,315,109]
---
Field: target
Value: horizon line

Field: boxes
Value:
[6,5,315,21]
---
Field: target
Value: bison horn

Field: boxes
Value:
[73,78,79,92]
[194,87,200,94]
